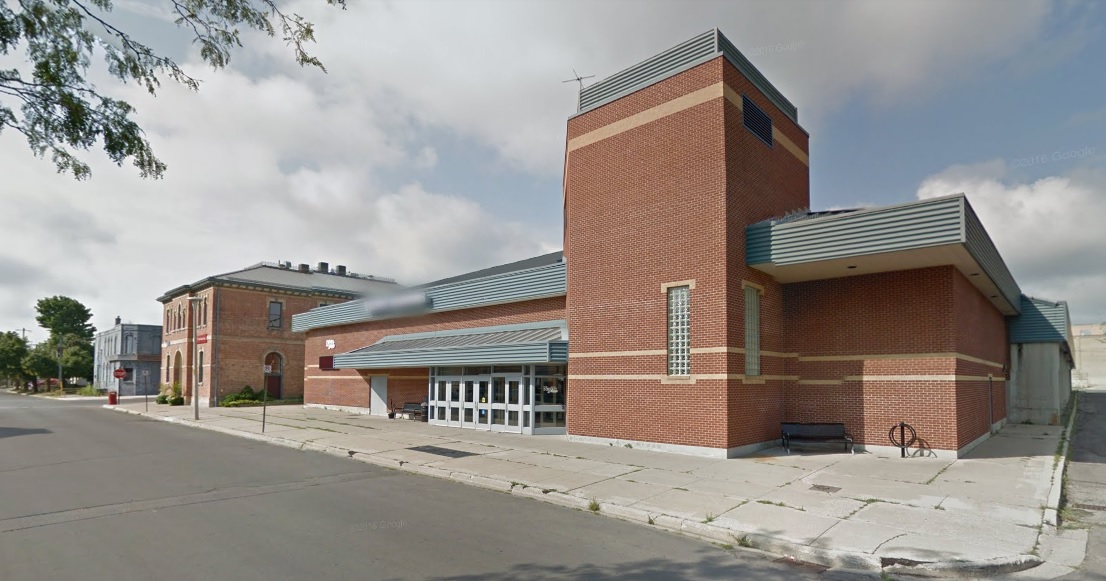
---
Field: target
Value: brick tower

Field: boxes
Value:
[563,30,810,455]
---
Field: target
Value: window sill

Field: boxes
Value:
[661,376,695,385]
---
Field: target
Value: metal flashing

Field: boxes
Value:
[576,29,799,127]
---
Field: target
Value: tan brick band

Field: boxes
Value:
[567,81,808,167]
[798,352,1004,369]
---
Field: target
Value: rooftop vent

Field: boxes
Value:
[316,261,329,274]
[336,265,347,276]
[115,316,121,325]
[298,263,310,273]
[278,261,291,269]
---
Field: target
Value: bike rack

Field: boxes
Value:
[889,422,917,458]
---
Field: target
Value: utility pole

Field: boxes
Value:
[56,343,64,393]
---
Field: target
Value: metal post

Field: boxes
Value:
[900,422,906,458]
[188,297,203,421]
[56,345,63,393]
[261,375,268,433]
[144,373,148,412]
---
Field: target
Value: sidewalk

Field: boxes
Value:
[105,401,1083,578]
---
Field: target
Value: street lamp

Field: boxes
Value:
[188,296,204,421]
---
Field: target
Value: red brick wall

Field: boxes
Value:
[303,297,566,409]
[161,285,349,402]
[722,57,810,449]
[952,268,1009,447]
[565,55,812,451]
[781,266,1008,452]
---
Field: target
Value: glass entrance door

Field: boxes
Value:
[475,378,491,428]
[504,377,523,433]
[461,380,476,428]
[447,379,462,426]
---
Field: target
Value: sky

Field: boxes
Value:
[1,0,1104,344]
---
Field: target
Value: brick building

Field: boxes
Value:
[291,29,1071,458]
[157,261,396,406]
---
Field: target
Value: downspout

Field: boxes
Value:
[212,287,220,406]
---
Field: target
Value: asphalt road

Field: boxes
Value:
[0,391,858,581]
[1059,389,1106,580]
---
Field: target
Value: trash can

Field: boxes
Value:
[421,399,429,422]
[108,391,118,405]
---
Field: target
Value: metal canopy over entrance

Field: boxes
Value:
[331,321,568,369]
[331,321,569,435]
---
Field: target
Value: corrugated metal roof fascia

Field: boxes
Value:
[577,30,717,113]
[353,329,562,354]
[333,343,556,369]
[754,203,963,266]
[715,31,798,123]
[1010,296,1068,343]
[549,341,568,363]
[377,320,566,343]
[746,222,773,265]
[768,214,961,248]
[291,262,567,332]
[745,196,965,266]
[768,196,963,232]
[963,203,1021,311]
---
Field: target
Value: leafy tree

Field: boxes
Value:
[22,342,58,390]
[60,342,93,381]
[1,0,344,180]
[0,331,30,383]
[34,295,95,342]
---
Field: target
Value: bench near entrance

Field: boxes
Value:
[781,422,853,454]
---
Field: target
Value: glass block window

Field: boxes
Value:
[667,286,691,376]
[745,285,761,376]
[742,95,773,147]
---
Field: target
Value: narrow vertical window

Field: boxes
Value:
[745,285,761,376]
[667,286,690,376]
[198,351,204,383]
[268,301,283,329]
[166,355,171,382]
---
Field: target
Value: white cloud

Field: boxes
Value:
[0,0,1089,337]
[917,161,1106,323]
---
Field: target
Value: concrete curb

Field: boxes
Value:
[883,554,1043,578]
[100,405,1048,577]
[1043,392,1080,528]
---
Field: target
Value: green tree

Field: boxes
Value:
[22,342,58,391]
[60,341,93,381]
[1,0,344,180]
[34,295,95,342]
[0,331,30,384]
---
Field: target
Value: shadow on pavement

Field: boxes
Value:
[0,427,51,439]
[409,551,824,581]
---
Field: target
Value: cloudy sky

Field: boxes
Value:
[1,0,1104,343]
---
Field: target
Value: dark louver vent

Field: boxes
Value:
[742,95,773,147]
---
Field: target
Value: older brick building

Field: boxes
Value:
[157,261,396,406]
[291,29,1071,458]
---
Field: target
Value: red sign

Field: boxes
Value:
[113,368,127,379]
[196,334,208,344]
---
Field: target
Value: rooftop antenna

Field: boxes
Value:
[562,68,595,112]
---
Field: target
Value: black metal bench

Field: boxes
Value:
[781,422,853,454]
[395,402,423,420]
